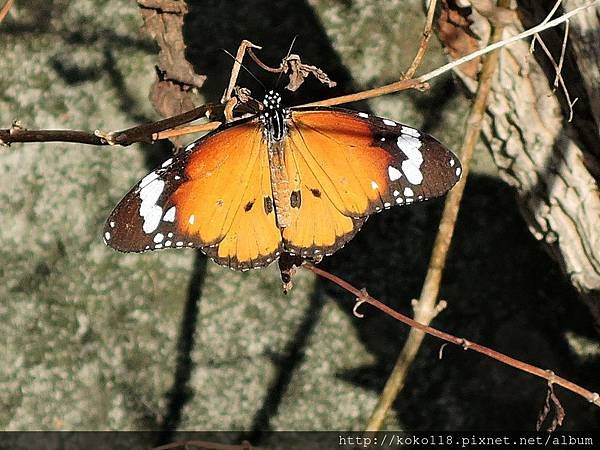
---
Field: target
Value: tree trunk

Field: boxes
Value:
[443,1,600,325]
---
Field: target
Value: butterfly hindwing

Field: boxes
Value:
[280,107,461,256]
[104,117,283,270]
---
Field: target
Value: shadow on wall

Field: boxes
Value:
[323,174,598,430]
[158,0,363,440]
[84,0,597,435]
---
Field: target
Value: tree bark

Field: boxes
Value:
[443,1,600,325]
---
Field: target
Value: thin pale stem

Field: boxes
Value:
[301,0,598,108]
[365,0,512,431]
[403,0,438,80]
[221,40,262,103]
[0,0,14,23]
[530,0,563,53]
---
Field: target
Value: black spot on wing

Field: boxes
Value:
[290,190,302,208]
[264,196,274,214]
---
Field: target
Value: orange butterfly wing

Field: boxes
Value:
[281,107,461,256]
[104,118,283,270]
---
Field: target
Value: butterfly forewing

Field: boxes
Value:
[278,107,461,257]
[291,107,461,209]
[104,117,283,270]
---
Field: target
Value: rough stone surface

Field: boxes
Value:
[0,0,598,441]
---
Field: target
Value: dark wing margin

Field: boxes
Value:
[103,116,284,271]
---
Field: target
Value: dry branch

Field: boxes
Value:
[0,0,14,23]
[365,0,511,431]
[305,264,600,408]
[402,0,438,80]
[0,103,221,147]
[2,3,595,150]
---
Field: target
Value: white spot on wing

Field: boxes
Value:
[397,134,424,185]
[184,141,197,152]
[163,206,176,223]
[450,158,455,167]
[189,214,195,224]
[139,171,159,189]
[402,160,423,185]
[388,166,402,181]
[401,126,420,137]
[161,158,173,168]
[154,233,164,243]
[139,177,165,234]
[397,135,424,164]
[404,187,414,197]
[164,240,172,247]
[383,119,396,126]
[358,112,369,118]
[176,241,183,247]
[393,190,399,196]
[109,221,115,228]
[456,167,462,177]
[371,181,379,190]
[104,231,111,241]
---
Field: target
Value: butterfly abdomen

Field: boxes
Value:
[267,137,292,228]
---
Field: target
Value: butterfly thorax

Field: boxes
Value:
[261,91,292,229]
[260,91,287,142]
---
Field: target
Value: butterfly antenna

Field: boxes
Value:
[274,35,299,90]
[221,48,266,92]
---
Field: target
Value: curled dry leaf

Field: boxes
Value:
[138,0,206,119]
[438,0,483,80]
[283,54,337,92]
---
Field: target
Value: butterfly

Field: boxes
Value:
[103,90,462,272]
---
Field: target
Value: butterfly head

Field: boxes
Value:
[260,90,286,142]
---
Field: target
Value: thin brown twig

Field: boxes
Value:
[222,40,262,103]
[403,0,438,80]
[304,263,600,408]
[1,3,595,149]
[0,0,14,24]
[247,47,283,73]
[154,121,222,141]
[0,103,222,147]
[533,29,578,122]
[365,0,511,430]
